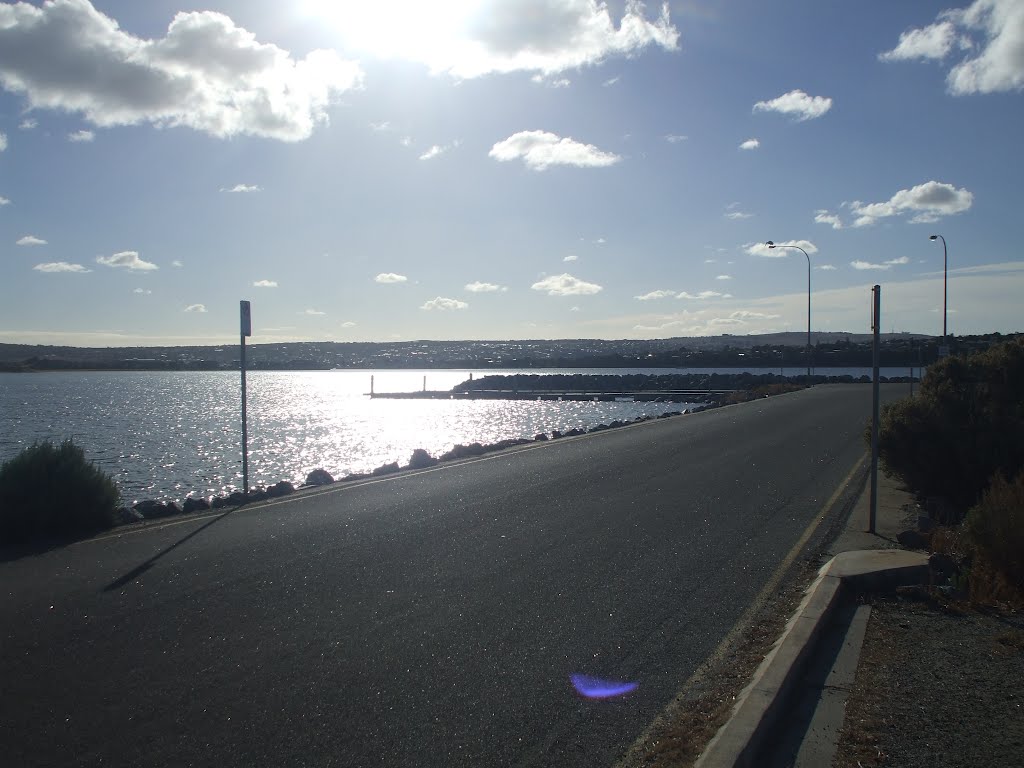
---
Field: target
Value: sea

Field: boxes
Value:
[0,367,916,505]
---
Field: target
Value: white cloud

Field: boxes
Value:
[725,210,753,220]
[375,272,407,284]
[745,240,818,257]
[665,133,687,143]
[563,254,579,262]
[603,76,620,87]
[184,303,207,312]
[532,74,571,88]
[465,281,506,293]
[19,117,36,130]
[222,183,261,193]
[0,131,6,151]
[68,129,94,142]
[851,260,892,271]
[0,196,11,205]
[33,261,89,273]
[753,89,833,121]
[171,259,183,267]
[886,256,910,265]
[16,235,46,246]
[850,181,973,227]
[419,140,459,160]
[739,138,760,150]
[0,0,364,142]
[678,290,729,300]
[133,287,152,294]
[489,130,620,171]
[879,21,960,62]
[319,0,679,79]
[370,120,392,132]
[879,1,1024,95]
[817,264,838,271]
[341,321,356,328]
[301,308,325,316]
[531,273,602,296]
[421,296,468,311]
[634,289,676,301]
[253,279,278,287]
[96,250,158,270]
[716,274,733,280]
[814,210,844,229]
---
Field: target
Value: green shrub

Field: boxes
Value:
[0,440,120,548]
[965,470,1024,603]
[875,337,1024,511]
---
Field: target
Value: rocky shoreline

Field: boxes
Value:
[116,406,696,525]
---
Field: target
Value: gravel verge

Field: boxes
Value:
[834,588,1024,767]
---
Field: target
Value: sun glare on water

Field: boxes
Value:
[300,0,483,64]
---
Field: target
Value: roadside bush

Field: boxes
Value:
[0,440,119,548]
[965,470,1024,603]
[875,337,1024,512]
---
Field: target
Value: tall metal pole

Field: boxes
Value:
[765,241,812,377]
[869,285,881,534]
[930,234,947,340]
[240,300,252,496]
[241,333,248,496]
[806,251,811,378]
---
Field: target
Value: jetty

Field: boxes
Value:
[368,388,732,402]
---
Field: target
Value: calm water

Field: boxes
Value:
[0,369,693,504]
[0,367,911,504]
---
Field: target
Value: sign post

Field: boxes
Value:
[869,285,880,534]
[240,300,252,496]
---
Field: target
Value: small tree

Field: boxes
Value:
[0,440,120,548]
[876,337,1024,512]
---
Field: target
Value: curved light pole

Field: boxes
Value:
[929,234,947,341]
[766,241,812,377]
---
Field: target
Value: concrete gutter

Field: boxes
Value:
[693,549,928,768]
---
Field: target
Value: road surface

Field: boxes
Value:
[0,384,902,767]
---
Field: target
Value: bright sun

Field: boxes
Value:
[300,0,483,65]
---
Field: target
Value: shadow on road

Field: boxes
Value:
[102,510,234,592]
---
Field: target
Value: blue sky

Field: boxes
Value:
[0,0,1022,346]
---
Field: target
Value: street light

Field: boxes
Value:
[766,240,812,378]
[929,234,948,340]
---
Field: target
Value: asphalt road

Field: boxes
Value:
[0,384,903,767]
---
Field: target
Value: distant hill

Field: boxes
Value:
[0,331,1007,373]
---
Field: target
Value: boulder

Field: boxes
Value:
[534,433,548,441]
[227,491,245,506]
[133,500,181,519]
[550,430,563,439]
[133,499,164,517]
[117,506,145,524]
[897,529,929,550]
[211,495,229,509]
[305,468,335,486]
[408,449,437,470]
[182,496,210,514]
[265,480,295,498]
[372,462,400,476]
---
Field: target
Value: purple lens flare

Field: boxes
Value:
[570,673,639,699]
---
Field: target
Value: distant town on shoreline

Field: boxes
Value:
[0,332,1017,373]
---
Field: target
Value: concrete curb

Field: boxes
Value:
[693,549,929,768]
